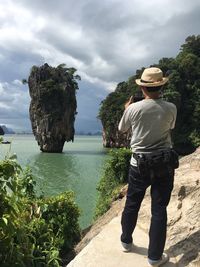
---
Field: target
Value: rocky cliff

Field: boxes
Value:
[27,63,80,152]
[71,147,200,266]
[0,125,15,134]
[0,126,4,135]
[102,128,131,148]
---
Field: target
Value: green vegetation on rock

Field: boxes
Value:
[94,148,131,219]
[26,63,81,153]
[0,147,80,266]
[99,35,200,155]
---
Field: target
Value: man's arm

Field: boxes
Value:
[118,97,133,132]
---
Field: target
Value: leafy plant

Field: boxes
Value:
[94,148,131,219]
[0,156,80,266]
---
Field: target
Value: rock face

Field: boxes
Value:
[102,128,131,148]
[28,63,79,152]
[0,125,15,134]
[0,126,4,135]
[138,147,200,266]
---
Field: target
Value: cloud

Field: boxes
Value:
[75,80,109,133]
[0,0,200,131]
[0,79,28,130]
[1,0,200,83]
[0,81,30,120]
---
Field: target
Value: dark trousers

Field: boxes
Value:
[121,165,174,260]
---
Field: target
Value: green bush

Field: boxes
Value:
[0,155,80,266]
[94,148,131,219]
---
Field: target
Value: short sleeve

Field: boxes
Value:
[118,107,132,132]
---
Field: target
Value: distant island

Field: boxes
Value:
[0,125,15,134]
[0,126,102,136]
[23,63,80,153]
[76,131,102,136]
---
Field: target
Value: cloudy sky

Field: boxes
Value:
[0,0,199,132]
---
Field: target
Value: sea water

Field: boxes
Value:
[0,135,107,229]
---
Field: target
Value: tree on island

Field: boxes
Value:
[23,63,81,152]
[99,35,200,155]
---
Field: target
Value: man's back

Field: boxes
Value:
[119,98,177,153]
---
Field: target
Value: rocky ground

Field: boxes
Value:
[140,147,200,266]
[72,147,200,266]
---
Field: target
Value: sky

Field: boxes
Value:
[0,0,200,133]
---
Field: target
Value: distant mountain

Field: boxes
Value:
[0,126,4,135]
[0,125,15,134]
[76,130,102,136]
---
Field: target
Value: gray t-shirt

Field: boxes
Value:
[118,98,177,166]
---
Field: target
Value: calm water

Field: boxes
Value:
[0,135,107,229]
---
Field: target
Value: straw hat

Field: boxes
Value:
[135,67,168,87]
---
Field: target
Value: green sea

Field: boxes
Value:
[0,135,107,229]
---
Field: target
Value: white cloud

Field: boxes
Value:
[12,79,22,85]
[0,102,11,110]
[0,2,47,51]
[79,71,117,92]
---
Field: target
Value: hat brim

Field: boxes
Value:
[135,77,169,87]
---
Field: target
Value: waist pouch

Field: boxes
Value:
[133,149,179,179]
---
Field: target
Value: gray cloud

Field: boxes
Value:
[0,47,42,82]
[75,81,108,133]
[2,0,200,82]
[0,0,200,131]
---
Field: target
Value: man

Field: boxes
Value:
[118,67,177,267]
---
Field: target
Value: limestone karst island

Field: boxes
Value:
[26,63,80,153]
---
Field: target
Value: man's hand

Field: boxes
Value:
[124,96,133,109]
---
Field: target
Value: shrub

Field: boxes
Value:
[94,148,131,219]
[0,155,80,267]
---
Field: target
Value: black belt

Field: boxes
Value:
[133,149,171,160]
